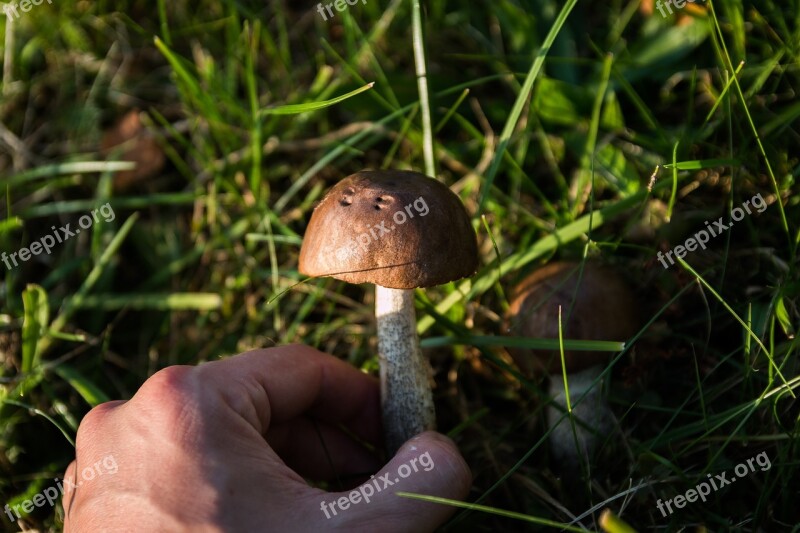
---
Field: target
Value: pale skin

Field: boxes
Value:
[62,345,471,532]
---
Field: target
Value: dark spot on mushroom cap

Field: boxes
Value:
[339,187,355,206]
[373,196,393,210]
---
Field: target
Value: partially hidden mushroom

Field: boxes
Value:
[299,169,478,454]
[504,261,639,471]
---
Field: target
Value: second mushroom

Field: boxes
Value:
[299,169,478,454]
[504,261,639,472]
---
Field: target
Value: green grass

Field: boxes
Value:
[1,0,799,530]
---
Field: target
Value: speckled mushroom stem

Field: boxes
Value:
[376,285,436,455]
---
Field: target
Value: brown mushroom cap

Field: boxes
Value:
[298,170,478,289]
[504,261,638,375]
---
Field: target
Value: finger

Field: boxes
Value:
[61,461,77,518]
[267,417,382,482]
[318,432,472,533]
[197,345,381,442]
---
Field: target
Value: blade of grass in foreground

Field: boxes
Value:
[6,161,136,188]
[395,493,589,532]
[67,293,222,310]
[258,82,374,117]
[477,0,579,213]
[420,335,625,352]
[411,0,435,177]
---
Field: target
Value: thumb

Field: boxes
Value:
[322,431,471,533]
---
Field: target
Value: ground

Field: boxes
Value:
[1,0,798,531]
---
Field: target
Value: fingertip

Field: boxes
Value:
[393,431,472,497]
[326,431,471,532]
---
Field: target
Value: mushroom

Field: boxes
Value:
[503,261,638,471]
[299,169,478,454]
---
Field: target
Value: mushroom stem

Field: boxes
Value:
[376,285,436,454]
[545,364,613,471]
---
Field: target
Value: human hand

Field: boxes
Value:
[62,344,471,532]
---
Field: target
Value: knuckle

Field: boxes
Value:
[139,365,196,401]
[75,402,120,450]
[133,365,204,442]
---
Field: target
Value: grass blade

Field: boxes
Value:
[67,293,222,310]
[478,0,580,212]
[396,492,588,532]
[54,365,110,407]
[258,82,375,117]
[21,284,49,373]
[38,213,139,355]
[420,335,625,352]
[411,0,435,177]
